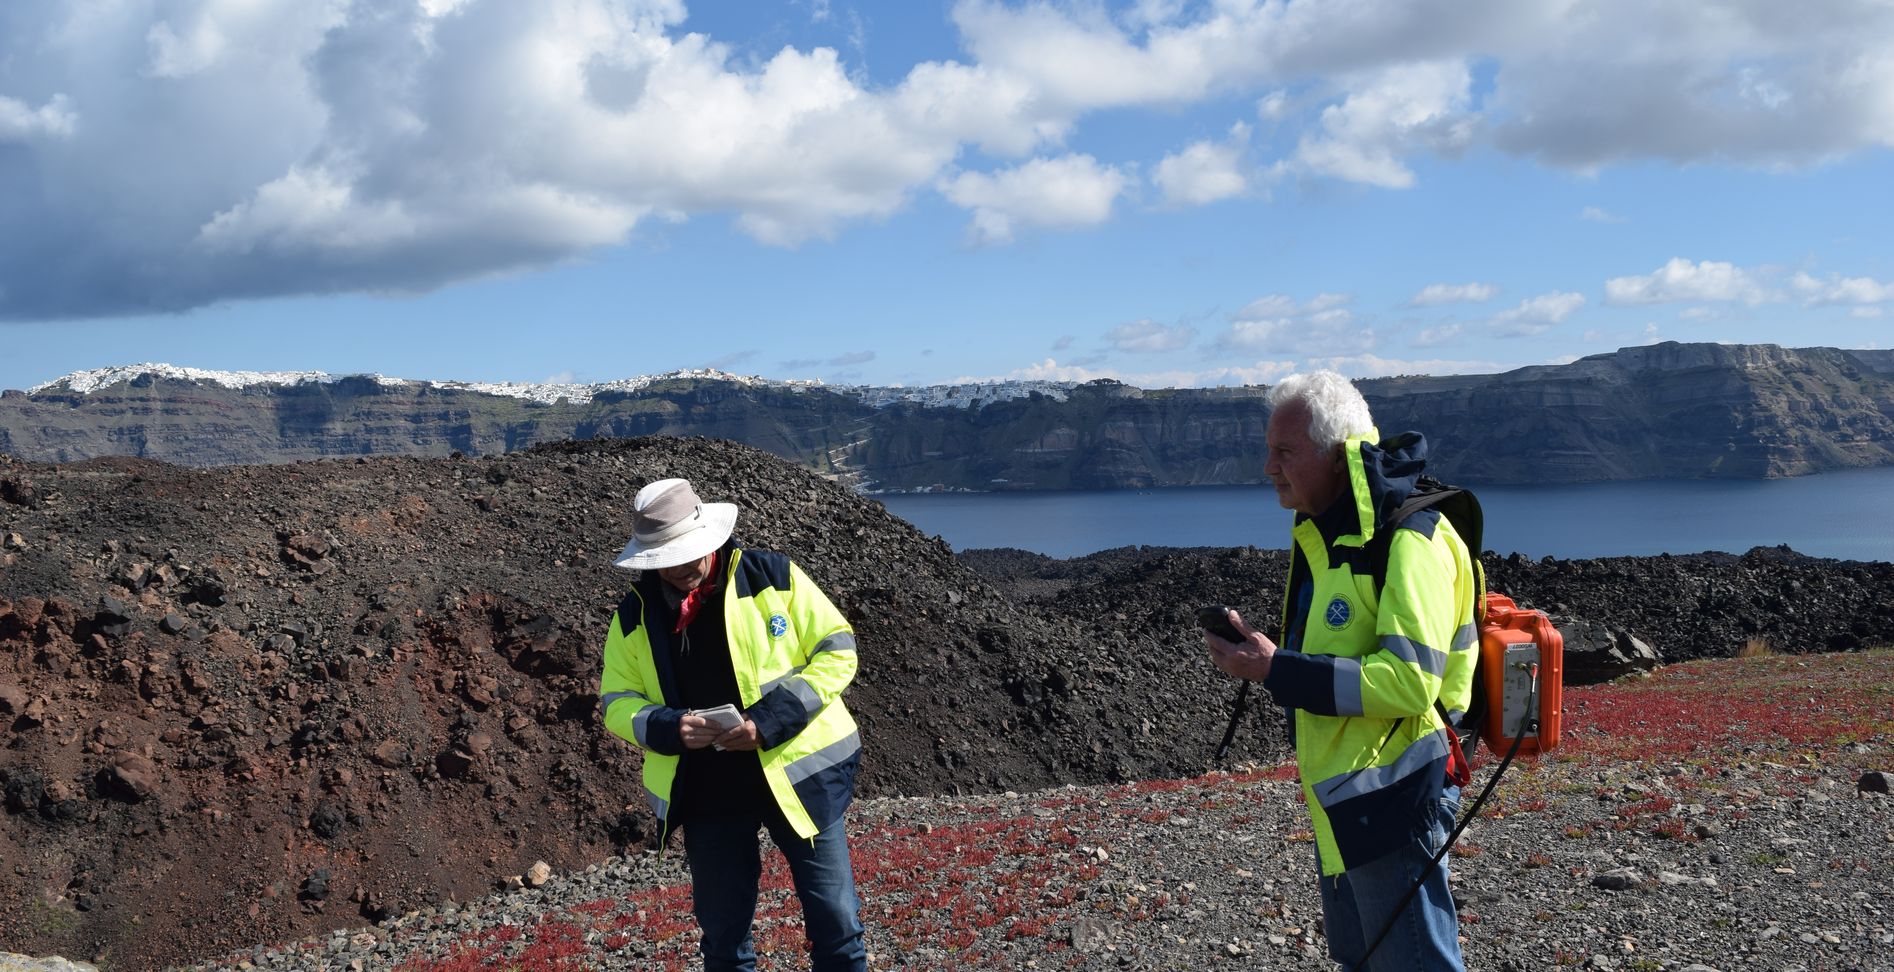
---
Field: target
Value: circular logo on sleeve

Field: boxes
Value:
[1324,595,1353,630]
[769,614,789,638]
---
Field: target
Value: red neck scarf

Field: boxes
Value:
[672,552,720,634]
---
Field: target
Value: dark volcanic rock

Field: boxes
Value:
[3,768,47,814]
[0,438,1243,969]
[968,542,1894,683]
[1483,548,1894,663]
[1552,616,1663,682]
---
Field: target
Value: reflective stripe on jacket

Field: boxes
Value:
[1261,429,1478,876]
[598,545,861,839]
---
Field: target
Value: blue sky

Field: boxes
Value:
[3,0,1892,392]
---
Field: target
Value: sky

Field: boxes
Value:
[3,0,1893,393]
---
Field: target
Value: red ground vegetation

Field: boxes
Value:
[255,651,1894,970]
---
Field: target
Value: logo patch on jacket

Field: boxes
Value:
[769,614,789,638]
[1324,595,1353,630]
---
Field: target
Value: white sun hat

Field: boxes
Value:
[613,478,739,570]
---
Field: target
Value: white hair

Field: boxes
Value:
[1265,371,1375,451]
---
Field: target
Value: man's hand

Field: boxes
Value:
[715,719,763,752]
[679,713,722,750]
[1206,607,1278,681]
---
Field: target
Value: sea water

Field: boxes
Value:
[876,465,1894,562]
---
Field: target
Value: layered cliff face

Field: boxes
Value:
[1367,343,1894,483]
[4,342,1893,488]
[0,375,875,472]
[840,382,1273,490]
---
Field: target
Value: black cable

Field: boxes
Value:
[1356,664,1540,968]
[1212,680,1250,767]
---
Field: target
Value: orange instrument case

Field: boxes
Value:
[1477,592,1563,756]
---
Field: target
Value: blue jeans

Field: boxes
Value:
[1317,786,1465,972]
[683,812,867,972]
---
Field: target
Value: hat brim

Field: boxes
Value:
[613,502,738,570]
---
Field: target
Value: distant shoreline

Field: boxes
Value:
[882,468,1894,563]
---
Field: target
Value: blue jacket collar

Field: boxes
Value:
[1303,430,1430,546]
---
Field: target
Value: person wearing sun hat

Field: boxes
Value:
[598,477,867,972]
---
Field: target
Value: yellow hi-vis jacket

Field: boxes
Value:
[1261,430,1479,876]
[598,544,861,839]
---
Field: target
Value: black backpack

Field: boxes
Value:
[1361,474,1489,754]
[1359,476,1557,968]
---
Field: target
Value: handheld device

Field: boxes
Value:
[1197,605,1244,643]
[689,703,744,731]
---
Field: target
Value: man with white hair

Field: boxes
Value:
[598,477,867,972]
[1206,371,1479,971]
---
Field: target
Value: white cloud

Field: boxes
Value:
[6,0,1894,319]
[1235,294,1297,319]
[197,166,425,254]
[949,0,1221,112]
[1491,291,1586,336]
[0,94,78,140]
[953,0,1894,174]
[1291,59,1475,188]
[1235,292,1352,320]
[1605,259,1772,306]
[1106,319,1197,353]
[1580,206,1627,223]
[941,154,1128,244]
[1406,282,1496,307]
[1257,90,1291,122]
[1123,0,1187,32]
[1411,323,1464,347]
[1153,125,1250,206]
[1218,293,1369,355]
[960,349,1543,387]
[1488,3,1894,169]
[1791,271,1894,305]
[961,357,1304,389]
[991,352,1513,385]
[146,13,229,79]
[891,59,1064,158]
[3,0,981,317]
[1307,353,1511,379]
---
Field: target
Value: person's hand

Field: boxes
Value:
[1206,607,1278,681]
[715,719,763,752]
[679,713,722,750]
